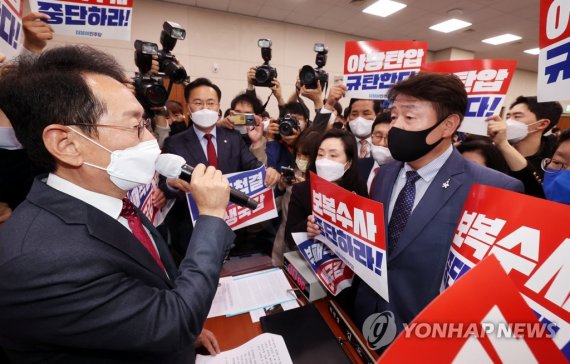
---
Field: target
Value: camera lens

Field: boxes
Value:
[162,59,187,83]
[255,67,270,84]
[299,65,317,89]
[143,84,168,107]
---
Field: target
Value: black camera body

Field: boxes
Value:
[299,43,328,90]
[281,166,296,184]
[279,113,300,136]
[253,38,277,87]
[133,21,188,108]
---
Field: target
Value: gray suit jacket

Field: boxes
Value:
[0,177,235,363]
[353,149,524,344]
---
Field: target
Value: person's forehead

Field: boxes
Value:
[391,94,432,111]
[554,140,570,161]
[85,73,143,117]
[373,123,390,133]
[352,100,375,111]
[189,85,218,100]
[320,137,343,149]
[510,103,531,114]
[234,101,253,111]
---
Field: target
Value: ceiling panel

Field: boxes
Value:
[163,0,540,71]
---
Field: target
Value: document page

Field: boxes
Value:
[228,269,294,316]
[195,333,293,364]
[207,277,233,318]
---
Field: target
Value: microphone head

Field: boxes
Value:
[155,153,186,178]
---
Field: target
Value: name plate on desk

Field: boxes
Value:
[283,251,327,302]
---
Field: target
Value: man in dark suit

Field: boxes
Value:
[339,73,523,353]
[0,46,234,363]
[160,78,279,255]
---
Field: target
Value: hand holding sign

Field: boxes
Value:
[22,12,53,53]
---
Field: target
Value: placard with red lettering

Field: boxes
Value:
[187,166,278,231]
[292,232,354,296]
[442,184,570,359]
[0,0,23,58]
[422,59,517,136]
[343,40,428,100]
[127,173,174,227]
[30,0,133,41]
[310,172,388,301]
[538,0,570,102]
[381,255,565,363]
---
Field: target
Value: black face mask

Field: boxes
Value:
[388,116,447,162]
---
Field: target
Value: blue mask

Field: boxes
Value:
[543,170,570,205]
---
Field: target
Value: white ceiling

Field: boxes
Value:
[162,0,540,72]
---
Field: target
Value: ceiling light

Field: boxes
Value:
[482,33,522,45]
[363,0,407,17]
[429,18,472,33]
[524,48,540,55]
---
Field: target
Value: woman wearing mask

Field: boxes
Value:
[271,131,320,266]
[284,129,368,249]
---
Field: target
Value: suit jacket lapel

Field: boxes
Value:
[28,179,174,285]
[215,127,230,171]
[388,150,466,262]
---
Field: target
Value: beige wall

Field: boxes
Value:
[29,0,545,119]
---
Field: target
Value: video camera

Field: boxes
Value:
[253,39,278,88]
[299,43,328,90]
[133,21,188,108]
[279,113,300,136]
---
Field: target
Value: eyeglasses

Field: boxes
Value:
[75,118,151,140]
[190,100,219,110]
[541,158,569,173]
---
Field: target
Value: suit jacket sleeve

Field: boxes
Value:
[284,181,311,249]
[0,215,234,353]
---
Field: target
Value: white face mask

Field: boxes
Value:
[316,158,347,182]
[349,117,373,138]
[296,158,309,173]
[505,118,529,143]
[371,145,394,165]
[0,126,23,150]
[70,128,161,191]
[191,109,219,129]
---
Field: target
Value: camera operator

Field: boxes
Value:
[266,102,310,173]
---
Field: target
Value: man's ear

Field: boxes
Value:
[536,118,551,132]
[442,114,461,138]
[42,124,84,167]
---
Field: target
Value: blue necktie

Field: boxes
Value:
[388,170,421,254]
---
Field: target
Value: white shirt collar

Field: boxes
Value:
[46,173,123,220]
[193,125,217,140]
[402,144,454,182]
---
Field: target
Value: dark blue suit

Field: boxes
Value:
[0,178,235,363]
[353,149,524,345]
[160,126,262,255]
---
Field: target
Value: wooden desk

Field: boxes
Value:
[204,256,378,363]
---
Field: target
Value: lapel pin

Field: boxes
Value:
[442,179,450,189]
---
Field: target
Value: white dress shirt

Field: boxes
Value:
[387,145,453,221]
[193,125,218,158]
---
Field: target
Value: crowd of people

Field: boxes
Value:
[0,12,569,363]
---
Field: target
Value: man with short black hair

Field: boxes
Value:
[0,46,234,363]
[346,72,524,352]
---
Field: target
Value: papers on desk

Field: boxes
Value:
[196,333,293,364]
[207,268,297,319]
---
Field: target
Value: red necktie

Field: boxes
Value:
[120,198,165,272]
[204,134,218,168]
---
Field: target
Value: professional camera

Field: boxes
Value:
[299,43,328,90]
[133,40,168,108]
[157,21,187,84]
[253,39,278,87]
[133,21,188,108]
[279,113,300,136]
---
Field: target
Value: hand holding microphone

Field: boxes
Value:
[156,154,259,211]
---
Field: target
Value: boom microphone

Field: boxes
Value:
[155,154,259,210]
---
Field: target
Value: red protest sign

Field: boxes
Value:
[381,255,565,363]
[443,184,570,358]
[343,40,428,100]
[310,172,388,301]
[422,59,517,136]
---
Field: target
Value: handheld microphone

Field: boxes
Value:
[155,154,259,210]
